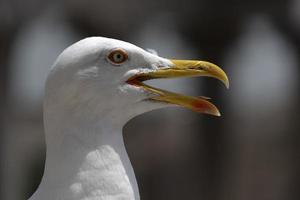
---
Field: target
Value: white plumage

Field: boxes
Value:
[29,37,228,200]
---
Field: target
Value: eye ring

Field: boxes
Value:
[107,49,128,65]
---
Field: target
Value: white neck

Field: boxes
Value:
[30,113,139,200]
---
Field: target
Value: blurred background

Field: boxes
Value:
[1,0,300,199]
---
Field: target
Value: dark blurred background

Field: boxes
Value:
[1,0,300,199]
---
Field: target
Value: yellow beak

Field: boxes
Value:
[127,59,229,116]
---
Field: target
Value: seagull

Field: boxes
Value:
[29,37,229,200]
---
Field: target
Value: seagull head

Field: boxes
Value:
[45,37,229,124]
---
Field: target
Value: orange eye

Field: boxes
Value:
[107,49,128,65]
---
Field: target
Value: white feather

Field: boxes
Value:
[29,37,172,200]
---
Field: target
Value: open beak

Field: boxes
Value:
[126,59,229,116]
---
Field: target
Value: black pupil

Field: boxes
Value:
[116,54,122,60]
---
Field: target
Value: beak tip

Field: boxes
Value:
[213,110,221,117]
[205,105,221,117]
[221,74,230,89]
[225,81,230,89]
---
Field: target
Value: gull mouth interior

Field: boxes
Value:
[126,73,221,116]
